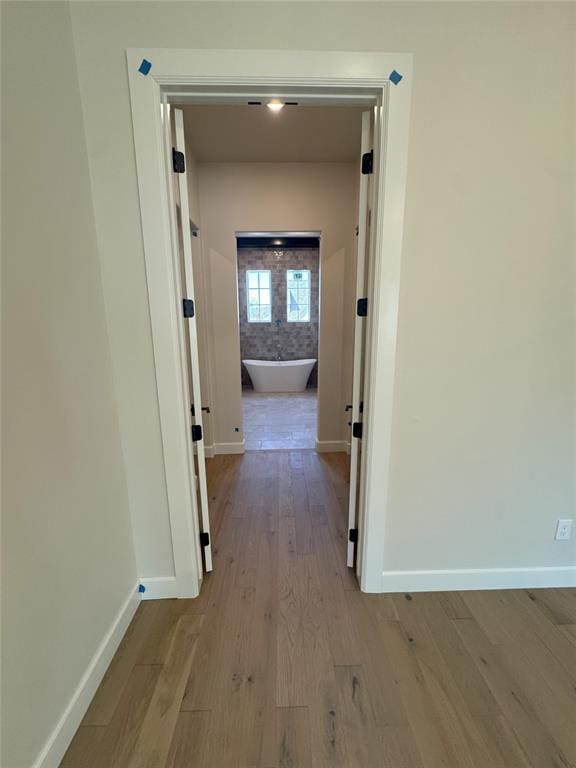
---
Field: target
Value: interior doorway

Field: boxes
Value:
[237,232,320,451]
[127,48,413,596]
[172,101,373,581]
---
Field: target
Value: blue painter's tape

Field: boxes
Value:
[138,59,152,76]
[389,69,403,85]
[138,584,146,593]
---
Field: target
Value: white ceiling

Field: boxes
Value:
[180,105,364,163]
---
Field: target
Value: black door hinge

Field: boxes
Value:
[200,531,210,547]
[352,422,363,439]
[183,298,195,318]
[361,150,373,175]
[357,298,368,317]
[349,528,359,543]
[172,148,185,173]
[191,424,203,442]
[191,404,210,417]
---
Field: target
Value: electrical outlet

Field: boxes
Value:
[555,519,573,541]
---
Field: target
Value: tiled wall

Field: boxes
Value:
[237,246,319,388]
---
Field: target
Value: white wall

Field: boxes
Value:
[1,3,138,767]
[193,162,357,451]
[68,1,575,587]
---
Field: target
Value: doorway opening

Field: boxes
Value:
[172,101,372,580]
[171,99,372,582]
[237,232,320,450]
[127,48,413,596]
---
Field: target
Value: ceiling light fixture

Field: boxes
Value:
[267,100,284,113]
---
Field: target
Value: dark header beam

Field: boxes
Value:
[236,236,320,249]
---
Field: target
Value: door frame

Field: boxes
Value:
[127,48,413,596]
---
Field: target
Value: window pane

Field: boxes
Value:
[287,269,311,322]
[246,270,272,322]
[248,272,259,289]
[259,271,270,289]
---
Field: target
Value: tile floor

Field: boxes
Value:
[242,390,317,450]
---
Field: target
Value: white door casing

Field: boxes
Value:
[127,49,413,595]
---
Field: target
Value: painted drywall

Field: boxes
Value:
[68,1,575,584]
[1,3,138,767]
[195,163,357,449]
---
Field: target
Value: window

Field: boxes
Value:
[287,269,311,322]
[246,270,271,322]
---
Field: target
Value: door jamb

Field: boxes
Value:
[127,49,413,596]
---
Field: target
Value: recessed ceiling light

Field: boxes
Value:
[267,100,284,113]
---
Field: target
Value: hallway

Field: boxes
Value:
[61,451,576,768]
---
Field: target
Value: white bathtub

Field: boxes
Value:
[242,358,316,393]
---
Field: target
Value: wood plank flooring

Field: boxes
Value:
[61,450,576,768]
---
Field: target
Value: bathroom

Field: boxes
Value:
[238,234,320,450]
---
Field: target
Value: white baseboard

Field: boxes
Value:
[381,565,576,593]
[315,439,347,453]
[139,576,179,600]
[204,443,215,458]
[214,440,245,455]
[345,441,352,455]
[32,582,141,768]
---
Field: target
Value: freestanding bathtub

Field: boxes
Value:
[243,359,316,393]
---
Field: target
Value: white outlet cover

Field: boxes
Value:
[555,519,573,541]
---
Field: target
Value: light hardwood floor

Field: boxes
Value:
[61,451,576,768]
